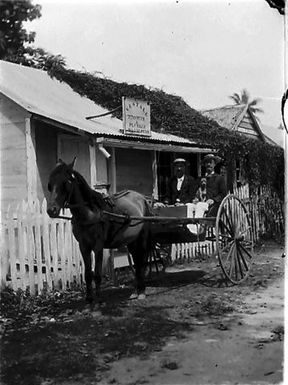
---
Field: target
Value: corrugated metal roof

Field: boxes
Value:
[0,60,200,146]
[201,104,246,130]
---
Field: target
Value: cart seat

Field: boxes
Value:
[152,204,207,243]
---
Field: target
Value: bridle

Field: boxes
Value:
[53,173,145,227]
[63,175,76,209]
[55,173,81,220]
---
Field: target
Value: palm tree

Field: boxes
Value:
[229,89,263,116]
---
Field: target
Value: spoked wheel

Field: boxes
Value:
[215,194,254,284]
[128,242,170,278]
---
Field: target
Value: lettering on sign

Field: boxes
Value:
[122,97,151,136]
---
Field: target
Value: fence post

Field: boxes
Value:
[17,202,26,291]
[42,199,52,291]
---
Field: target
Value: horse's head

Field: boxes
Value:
[47,158,77,218]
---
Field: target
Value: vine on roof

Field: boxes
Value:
[21,58,283,199]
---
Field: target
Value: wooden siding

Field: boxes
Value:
[58,134,90,184]
[237,113,258,137]
[35,121,58,201]
[115,148,153,196]
[0,95,29,215]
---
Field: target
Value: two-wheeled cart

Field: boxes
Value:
[127,194,254,284]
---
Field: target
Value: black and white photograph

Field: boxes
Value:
[0,0,286,384]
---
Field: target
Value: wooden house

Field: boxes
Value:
[201,104,266,141]
[0,60,213,219]
[201,104,268,188]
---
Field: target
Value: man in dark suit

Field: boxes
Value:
[164,158,197,205]
[203,154,227,216]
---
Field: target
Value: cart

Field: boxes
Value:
[127,194,254,285]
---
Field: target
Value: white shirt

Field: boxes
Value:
[177,176,184,191]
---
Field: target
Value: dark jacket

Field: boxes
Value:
[166,175,197,204]
[206,173,226,216]
[206,173,226,203]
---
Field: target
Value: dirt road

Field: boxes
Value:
[0,241,284,385]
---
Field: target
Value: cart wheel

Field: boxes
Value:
[128,242,170,278]
[215,194,254,284]
[154,243,172,270]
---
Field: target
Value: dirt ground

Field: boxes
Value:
[0,240,285,385]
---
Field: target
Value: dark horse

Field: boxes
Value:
[47,159,153,302]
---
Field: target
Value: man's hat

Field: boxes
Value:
[173,158,186,164]
[203,153,221,164]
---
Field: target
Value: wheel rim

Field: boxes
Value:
[128,242,169,277]
[216,194,254,284]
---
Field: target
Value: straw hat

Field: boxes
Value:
[203,153,222,164]
[173,158,186,164]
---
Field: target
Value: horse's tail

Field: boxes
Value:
[142,197,155,254]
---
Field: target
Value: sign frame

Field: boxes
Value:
[122,97,151,137]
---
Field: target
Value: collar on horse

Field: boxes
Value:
[56,175,133,227]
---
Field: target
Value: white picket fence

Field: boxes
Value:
[1,184,284,294]
[1,199,84,294]
[170,185,250,263]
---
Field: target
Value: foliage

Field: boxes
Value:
[265,0,285,15]
[0,0,66,72]
[0,0,41,60]
[229,88,263,115]
[40,64,283,197]
[1,0,283,197]
[21,46,66,71]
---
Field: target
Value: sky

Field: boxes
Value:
[27,0,285,145]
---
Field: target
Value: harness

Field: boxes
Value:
[56,178,146,229]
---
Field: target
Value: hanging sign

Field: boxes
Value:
[122,97,151,136]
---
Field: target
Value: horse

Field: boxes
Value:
[46,158,153,303]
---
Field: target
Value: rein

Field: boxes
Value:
[56,175,88,221]
[54,175,150,226]
[55,209,147,226]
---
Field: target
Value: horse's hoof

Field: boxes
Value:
[138,293,146,300]
[129,292,138,300]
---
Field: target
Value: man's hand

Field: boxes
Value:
[206,199,214,206]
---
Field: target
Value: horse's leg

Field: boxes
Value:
[80,244,93,303]
[128,240,148,299]
[93,247,103,302]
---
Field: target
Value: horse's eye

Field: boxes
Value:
[65,180,72,190]
[48,183,52,192]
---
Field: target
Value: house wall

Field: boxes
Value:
[237,112,258,138]
[115,148,153,196]
[0,94,29,214]
[34,120,58,201]
[58,134,90,183]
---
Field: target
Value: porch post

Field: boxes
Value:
[197,153,201,177]
[89,138,97,187]
[25,117,37,205]
[152,150,158,201]
[110,147,116,194]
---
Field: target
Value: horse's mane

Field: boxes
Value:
[50,163,106,211]
[72,169,106,210]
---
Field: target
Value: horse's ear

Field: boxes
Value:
[56,158,64,166]
[69,157,77,170]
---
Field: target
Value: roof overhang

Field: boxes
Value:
[95,137,212,153]
[32,114,213,153]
